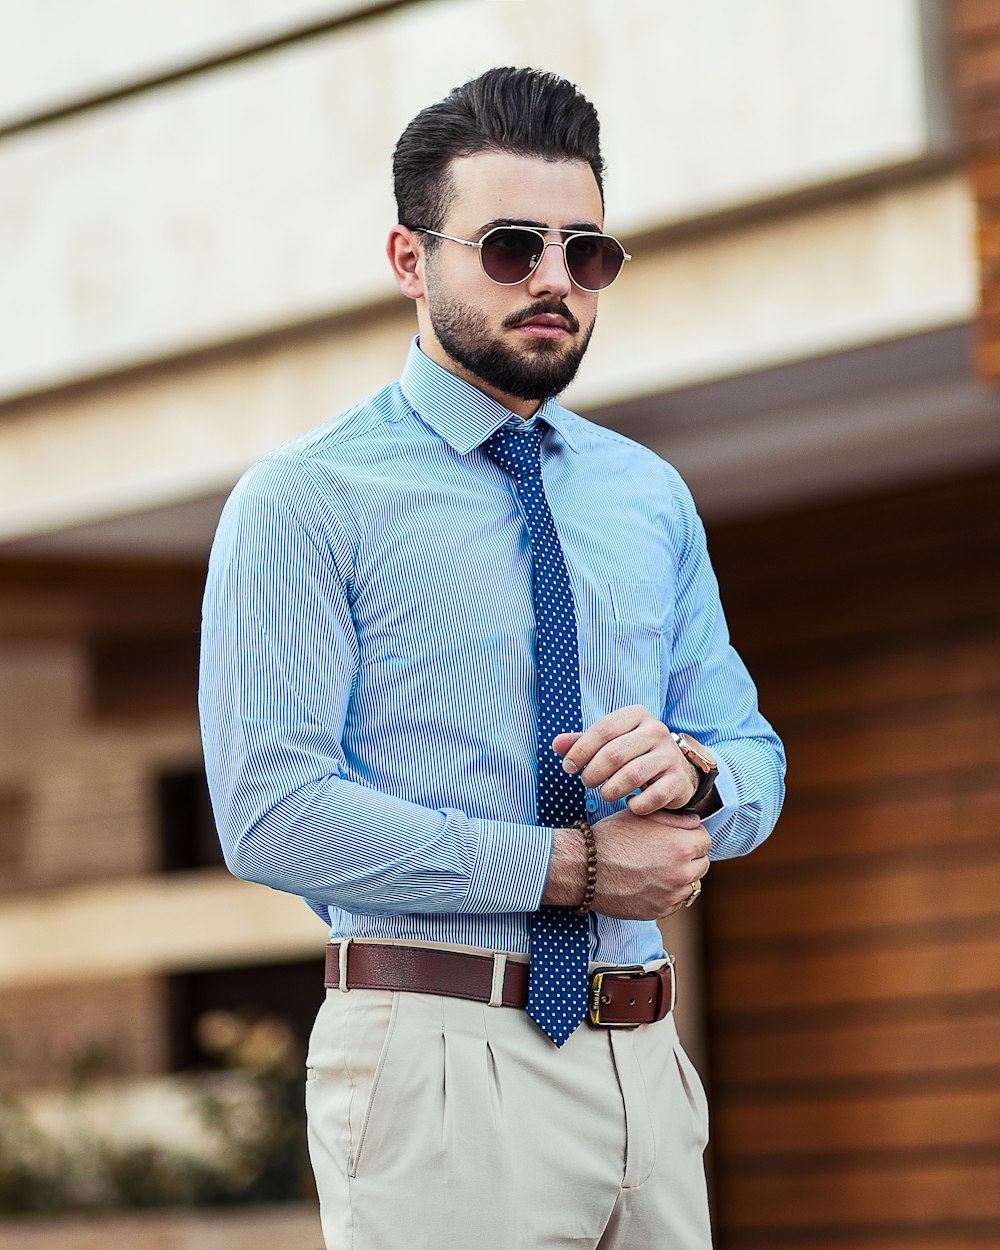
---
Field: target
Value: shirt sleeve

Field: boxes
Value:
[198,457,553,921]
[660,467,786,858]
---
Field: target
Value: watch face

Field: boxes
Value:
[673,732,718,774]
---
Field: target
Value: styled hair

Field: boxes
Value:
[392,67,605,235]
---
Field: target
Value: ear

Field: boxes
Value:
[387,226,425,301]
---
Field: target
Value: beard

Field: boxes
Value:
[428,292,595,402]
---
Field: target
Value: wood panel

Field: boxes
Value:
[729,1235,1000,1250]
[741,785,1000,868]
[725,1162,1000,1226]
[715,480,1000,662]
[712,1012,1000,1085]
[759,632,1000,720]
[786,707,1000,788]
[715,936,1000,1013]
[718,1088,1000,1155]
[703,464,1000,1249]
[711,858,1000,943]
[954,0,1000,38]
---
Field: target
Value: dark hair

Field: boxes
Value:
[392,67,605,235]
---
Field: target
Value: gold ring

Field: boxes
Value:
[684,878,702,908]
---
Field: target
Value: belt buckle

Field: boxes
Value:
[588,965,647,1029]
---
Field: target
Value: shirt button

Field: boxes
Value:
[585,796,599,813]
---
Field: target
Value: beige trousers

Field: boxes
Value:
[306,952,712,1250]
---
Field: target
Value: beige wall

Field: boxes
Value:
[0,869,322,989]
[0,172,975,543]
[0,0,942,403]
[0,0,377,125]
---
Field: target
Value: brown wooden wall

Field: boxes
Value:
[703,468,1000,1249]
[953,0,1000,379]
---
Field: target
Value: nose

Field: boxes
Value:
[526,238,573,298]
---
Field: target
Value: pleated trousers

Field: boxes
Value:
[305,948,713,1250]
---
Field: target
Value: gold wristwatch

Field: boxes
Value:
[670,732,720,812]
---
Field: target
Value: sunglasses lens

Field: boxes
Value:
[566,235,625,290]
[480,228,542,283]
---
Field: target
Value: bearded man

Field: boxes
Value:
[200,66,785,1250]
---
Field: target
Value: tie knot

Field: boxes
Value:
[483,424,546,482]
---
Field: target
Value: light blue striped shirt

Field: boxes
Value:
[199,339,784,965]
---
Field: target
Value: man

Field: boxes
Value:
[200,67,784,1250]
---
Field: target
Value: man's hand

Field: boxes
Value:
[553,705,700,815]
[542,807,710,920]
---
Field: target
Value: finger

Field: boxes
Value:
[663,856,710,916]
[590,740,667,796]
[577,722,666,790]
[624,767,692,814]
[673,854,711,902]
[560,705,650,775]
[551,731,582,758]
[670,850,710,900]
[595,742,677,802]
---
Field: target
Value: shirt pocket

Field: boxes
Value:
[607,578,661,636]
[582,577,664,717]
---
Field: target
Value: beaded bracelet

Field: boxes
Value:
[571,819,598,915]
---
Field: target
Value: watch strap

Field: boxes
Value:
[677,766,720,814]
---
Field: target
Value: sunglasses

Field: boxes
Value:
[414,224,631,292]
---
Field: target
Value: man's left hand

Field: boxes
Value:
[553,705,700,816]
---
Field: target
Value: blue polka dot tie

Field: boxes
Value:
[484,423,589,1047]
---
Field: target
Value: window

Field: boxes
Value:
[157,765,223,871]
[0,787,27,892]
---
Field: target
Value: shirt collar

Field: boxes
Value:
[399,337,579,455]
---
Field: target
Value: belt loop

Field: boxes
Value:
[338,937,353,993]
[488,952,507,1007]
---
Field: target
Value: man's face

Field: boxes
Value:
[416,151,604,413]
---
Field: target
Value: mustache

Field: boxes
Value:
[503,300,580,334]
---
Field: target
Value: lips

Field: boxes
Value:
[515,313,571,331]
[504,302,581,335]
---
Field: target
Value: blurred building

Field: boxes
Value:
[0,2,998,1247]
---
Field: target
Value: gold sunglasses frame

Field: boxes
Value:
[413,225,631,292]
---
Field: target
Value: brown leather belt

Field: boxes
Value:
[324,942,675,1029]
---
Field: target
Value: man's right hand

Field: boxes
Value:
[542,807,711,920]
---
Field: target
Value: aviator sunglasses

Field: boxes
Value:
[413,224,631,292]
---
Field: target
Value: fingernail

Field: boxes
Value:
[562,759,578,774]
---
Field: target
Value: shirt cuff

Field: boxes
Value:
[702,752,738,838]
[463,819,554,914]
